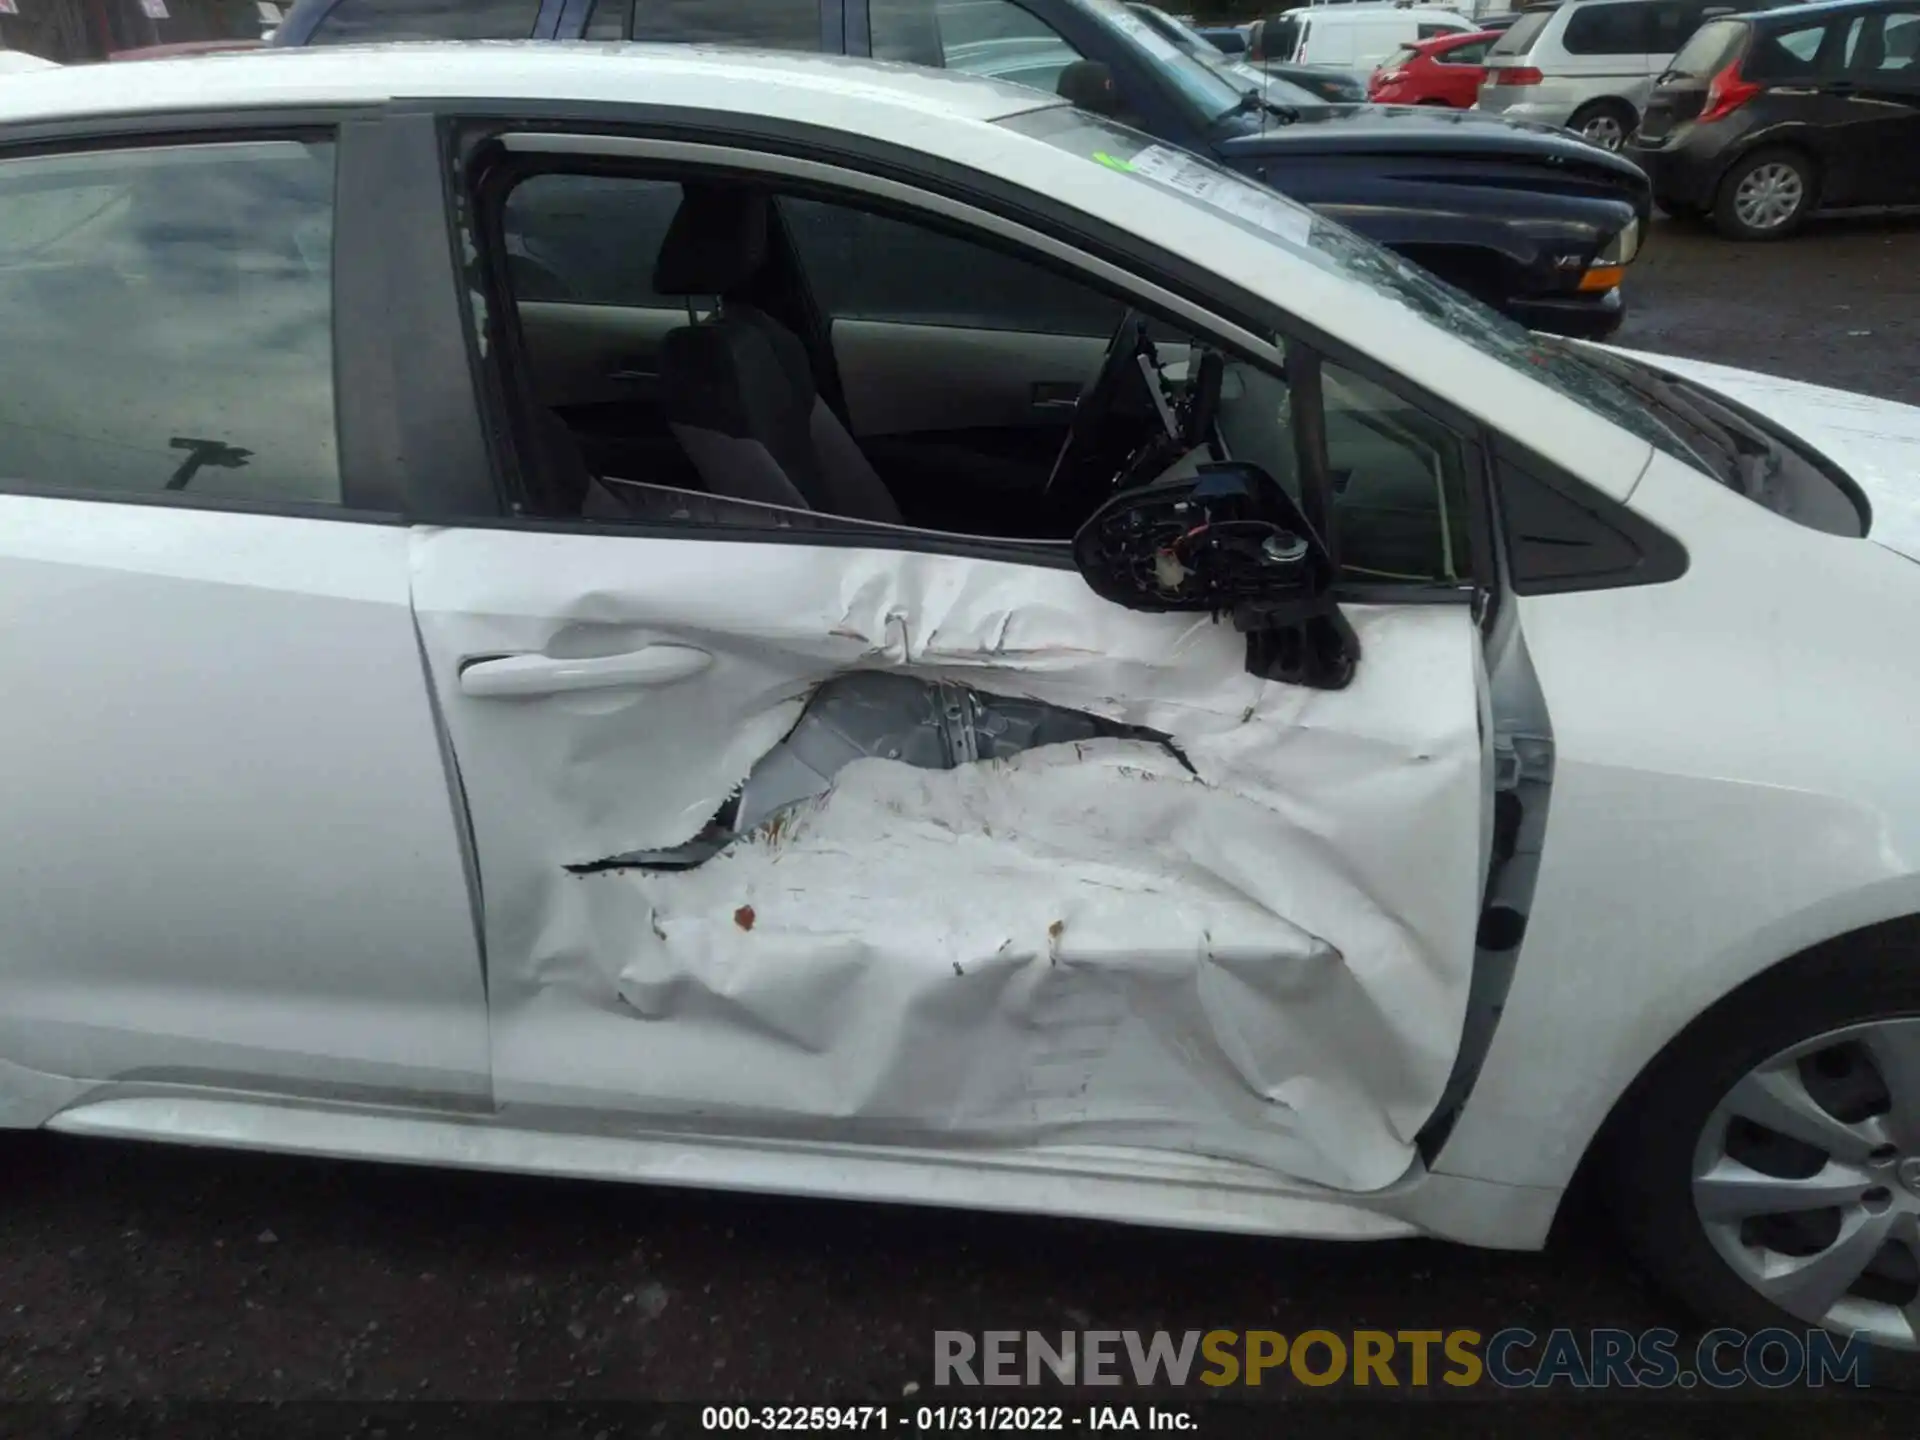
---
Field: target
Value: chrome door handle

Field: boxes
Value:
[459,645,713,699]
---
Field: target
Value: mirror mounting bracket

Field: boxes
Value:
[1234,597,1360,691]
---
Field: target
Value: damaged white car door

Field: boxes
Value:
[411,148,1494,1196]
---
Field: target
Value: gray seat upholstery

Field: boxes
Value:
[651,185,903,526]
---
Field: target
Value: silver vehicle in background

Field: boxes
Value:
[1476,0,1791,148]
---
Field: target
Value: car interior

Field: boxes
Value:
[477,161,1474,584]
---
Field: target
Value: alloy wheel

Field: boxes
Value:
[1733,162,1806,233]
[1693,1018,1920,1348]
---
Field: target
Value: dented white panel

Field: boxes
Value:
[411,528,1487,1193]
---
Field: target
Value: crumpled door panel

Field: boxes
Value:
[411,533,1486,1194]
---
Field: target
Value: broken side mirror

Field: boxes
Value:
[1071,461,1361,690]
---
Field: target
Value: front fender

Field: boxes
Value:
[1430,451,1920,1202]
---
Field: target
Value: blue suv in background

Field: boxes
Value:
[275,0,1652,335]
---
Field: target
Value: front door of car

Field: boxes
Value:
[0,128,489,1107]
[412,137,1499,1195]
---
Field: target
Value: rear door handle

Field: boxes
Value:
[460,645,713,699]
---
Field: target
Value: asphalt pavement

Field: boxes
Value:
[3,212,1919,1435]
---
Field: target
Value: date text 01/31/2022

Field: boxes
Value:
[701,1405,1195,1431]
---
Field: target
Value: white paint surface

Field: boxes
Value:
[413,530,1488,1194]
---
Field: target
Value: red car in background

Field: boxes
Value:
[1368,30,1500,108]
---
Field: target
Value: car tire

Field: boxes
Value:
[1713,148,1816,240]
[1568,98,1636,152]
[1603,924,1920,1390]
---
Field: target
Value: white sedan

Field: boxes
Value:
[2,43,1919,1375]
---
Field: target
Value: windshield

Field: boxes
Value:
[999,105,1711,470]
[1127,2,1327,105]
[1075,0,1250,122]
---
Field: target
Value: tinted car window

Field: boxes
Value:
[306,0,541,43]
[1488,7,1553,54]
[629,0,820,48]
[1647,0,1714,53]
[1664,17,1745,76]
[1561,4,1649,56]
[873,0,1081,85]
[781,198,1125,337]
[1746,19,1830,77]
[502,174,682,307]
[584,0,627,40]
[1440,38,1494,62]
[1865,11,1920,68]
[0,139,340,505]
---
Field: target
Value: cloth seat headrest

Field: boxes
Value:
[653,184,772,296]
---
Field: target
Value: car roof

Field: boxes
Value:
[1738,0,1897,22]
[0,41,1068,130]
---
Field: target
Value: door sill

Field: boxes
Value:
[45,1089,1424,1241]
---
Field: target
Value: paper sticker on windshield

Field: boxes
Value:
[1123,144,1314,249]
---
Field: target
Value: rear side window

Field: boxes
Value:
[1666,17,1746,76]
[1745,19,1832,77]
[1488,7,1554,54]
[873,0,1083,86]
[1440,37,1494,62]
[0,139,341,505]
[584,0,627,39]
[1562,3,1648,56]
[628,0,820,48]
[306,0,541,43]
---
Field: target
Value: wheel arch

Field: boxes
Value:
[1583,911,1920,1177]
[1424,878,1920,1249]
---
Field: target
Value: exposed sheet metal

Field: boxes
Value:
[412,533,1486,1194]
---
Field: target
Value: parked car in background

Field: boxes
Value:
[1140,6,1372,98]
[1478,0,1798,149]
[1628,0,1920,237]
[12,37,1920,1400]
[1252,5,1482,78]
[273,0,1653,337]
[1369,27,1501,103]
[1473,10,1532,30]
[107,39,266,61]
[1129,5,1350,102]
[1262,56,1376,96]
[1193,21,1251,51]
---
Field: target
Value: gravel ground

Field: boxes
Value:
[3,213,1919,1436]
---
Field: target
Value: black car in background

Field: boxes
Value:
[1629,0,1920,238]
[276,0,1651,336]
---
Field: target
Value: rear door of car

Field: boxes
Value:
[1836,6,1920,203]
[0,111,488,1105]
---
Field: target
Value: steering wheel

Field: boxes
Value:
[1045,307,1151,498]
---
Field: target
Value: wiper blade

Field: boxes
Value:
[1223,89,1300,124]
[1546,341,1752,484]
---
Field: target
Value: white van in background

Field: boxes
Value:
[1259,5,1481,77]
